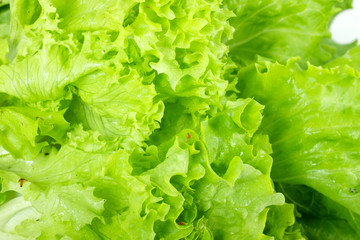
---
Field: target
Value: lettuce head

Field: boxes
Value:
[0,0,359,239]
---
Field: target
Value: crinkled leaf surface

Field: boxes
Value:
[238,58,360,238]
[1,0,357,239]
[224,0,353,66]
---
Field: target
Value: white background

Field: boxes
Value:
[330,0,360,44]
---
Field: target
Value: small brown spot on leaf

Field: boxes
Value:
[186,133,191,141]
[18,178,27,187]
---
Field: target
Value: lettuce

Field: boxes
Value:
[237,57,360,214]
[0,2,9,65]
[0,0,359,239]
[224,0,354,67]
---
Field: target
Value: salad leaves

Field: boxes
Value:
[238,57,360,214]
[0,0,359,239]
[224,0,354,66]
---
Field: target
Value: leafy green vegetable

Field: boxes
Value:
[325,45,360,70]
[0,2,9,65]
[277,183,360,237]
[224,0,354,67]
[237,58,360,217]
[0,0,359,239]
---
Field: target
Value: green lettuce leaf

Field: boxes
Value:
[325,45,360,71]
[194,106,285,239]
[224,0,353,66]
[123,98,288,239]
[143,99,287,239]
[0,146,110,231]
[0,106,69,159]
[49,0,138,31]
[66,72,164,150]
[4,0,357,238]
[300,217,358,240]
[278,183,360,238]
[0,3,9,65]
[0,44,100,102]
[264,204,299,240]
[0,194,41,240]
[237,58,360,217]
